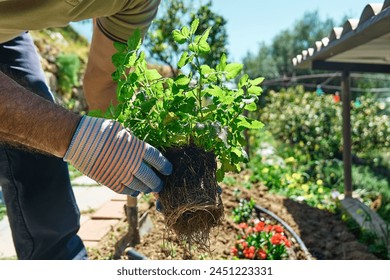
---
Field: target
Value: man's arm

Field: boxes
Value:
[83,21,118,112]
[0,71,81,157]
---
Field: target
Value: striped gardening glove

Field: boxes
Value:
[64,116,172,196]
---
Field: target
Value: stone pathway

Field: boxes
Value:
[0,176,127,259]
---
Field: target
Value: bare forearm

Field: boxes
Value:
[83,21,117,112]
[0,71,81,157]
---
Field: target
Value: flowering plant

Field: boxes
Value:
[231,220,291,260]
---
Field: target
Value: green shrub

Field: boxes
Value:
[56,53,80,93]
[261,86,341,160]
[249,131,389,216]
[260,86,390,160]
[351,96,390,153]
[231,198,256,224]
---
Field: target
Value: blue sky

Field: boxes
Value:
[71,0,375,61]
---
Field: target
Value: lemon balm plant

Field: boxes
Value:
[108,19,264,250]
[111,19,263,180]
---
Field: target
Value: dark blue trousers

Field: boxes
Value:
[0,33,87,259]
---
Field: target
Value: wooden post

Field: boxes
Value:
[341,70,352,197]
[114,196,139,257]
[126,196,140,245]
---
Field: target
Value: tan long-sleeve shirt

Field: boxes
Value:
[0,0,160,43]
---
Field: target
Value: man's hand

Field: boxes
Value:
[64,116,172,196]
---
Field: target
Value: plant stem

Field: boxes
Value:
[194,55,204,121]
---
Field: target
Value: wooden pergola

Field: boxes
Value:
[292,0,390,250]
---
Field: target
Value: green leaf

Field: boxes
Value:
[248,85,263,95]
[163,112,178,125]
[140,98,157,113]
[200,27,212,44]
[172,30,187,44]
[216,168,225,182]
[175,74,191,87]
[200,65,214,75]
[199,40,211,54]
[219,95,235,105]
[178,51,189,68]
[88,109,104,118]
[250,77,265,86]
[239,74,249,88]
[225,63,243,79]
[244,102,257,111]
[202,103,218,113]
[124,52,137,67]
[181,26,190,38]
[145,69,162,81]
[188,42,199,53]
[113,41,127,52]
[217,53,227,71]
[127,29,142,51]
[178,96,196,113]
[206,86,224,97]
[190,18,199,34]
[238,117,264,129]
[231,147,242,157]
[112,53,126,67]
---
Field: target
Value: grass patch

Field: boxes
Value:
[0,204,6,221]
[68,164,84,181]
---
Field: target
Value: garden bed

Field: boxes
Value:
[89,171,379,260]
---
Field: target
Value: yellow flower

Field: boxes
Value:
[316,179,323,185]
[304,194,313,199]
[317,204,325,210]
[285,157,295,163]
[292,173,302,180]
[301,184,309,192]
[262,168,269,174]
[317,187,324,194]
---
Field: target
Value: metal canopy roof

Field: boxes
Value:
[292,0,390,73]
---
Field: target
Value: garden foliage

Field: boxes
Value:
[108,19,264,181]
[260,86,389,159]
[56,53,80,94]
[250,87,390,222]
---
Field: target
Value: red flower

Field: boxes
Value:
[282,236,291,247]
[254,221,265,232]
[273,225,284,233]
[245,227,253,234]
[239,222,248,229]
[270,233,283,245]
[257,249,267,260]
[264,225,273,232]
[243,247,255,259]
[231,247,238,256]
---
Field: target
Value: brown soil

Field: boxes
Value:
[158,145,224,251]
[90,172,379,260]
